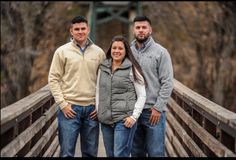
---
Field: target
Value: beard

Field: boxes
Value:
[135,33,150,43]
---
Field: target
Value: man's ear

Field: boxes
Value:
[70,25,74,36]
[87,26,90,34]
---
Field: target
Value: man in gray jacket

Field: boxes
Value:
[130,15,174,157]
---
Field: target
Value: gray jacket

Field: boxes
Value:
[97,58,137,124]
[131,37,173,112]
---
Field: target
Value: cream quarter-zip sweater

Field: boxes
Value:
[48,40,105,110]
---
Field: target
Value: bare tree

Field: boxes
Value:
[1,2,49,107]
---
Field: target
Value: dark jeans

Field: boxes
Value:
[131,109,166,157]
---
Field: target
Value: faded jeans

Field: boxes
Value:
[131,109,166,157]
[57,105,99,157]
[101,120,137,157]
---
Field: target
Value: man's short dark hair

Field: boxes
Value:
[71,15,88,24]
[133,15,151,25]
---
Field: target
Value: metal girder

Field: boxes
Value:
[88,1,142,42]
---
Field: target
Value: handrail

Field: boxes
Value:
[166,79,236,157]
[172,79,236,131]
[1,85,57,157]
[1,85,52,134]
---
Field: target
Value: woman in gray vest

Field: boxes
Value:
[96,35,146,157]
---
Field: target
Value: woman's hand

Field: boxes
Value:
[124,116,136,128]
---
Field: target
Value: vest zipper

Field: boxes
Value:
[110,72,113,122]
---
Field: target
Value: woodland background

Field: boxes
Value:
[1,1,236,113]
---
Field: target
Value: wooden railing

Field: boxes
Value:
[0,85,59,157]
[166,79,236,157]
[1,79,236,157]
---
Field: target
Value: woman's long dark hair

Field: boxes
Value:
[106,35,147,86]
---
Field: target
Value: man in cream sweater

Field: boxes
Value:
[48,16,105,157]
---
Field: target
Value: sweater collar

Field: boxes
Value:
[131,36,154,52]
[71,38,93,53]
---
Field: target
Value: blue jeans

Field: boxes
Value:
[131,109,166,157]
[101,120,137,157]
[57,105,99,157]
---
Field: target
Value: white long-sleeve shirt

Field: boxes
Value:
[96,67,146,121]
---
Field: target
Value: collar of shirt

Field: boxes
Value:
[72,38,92,54]
[135,37,151,52]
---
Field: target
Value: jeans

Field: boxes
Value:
[131,109,166,157]
[101,120,137,157]
[57,105,99,157]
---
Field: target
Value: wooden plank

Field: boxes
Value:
[229,119,236,132]
[165,138,178,157]
[168,98,236,157]
[172,135,189,157]
[1,100,47,136]
[0,103,57,157]
[167,111,206,157]
[166,137,177,157]
[173,79,236,129]
[1,85,52,126]
[235,141,236,153]
[165,151,168,157]
[25,119,58,157]
[1,116,46,157]
[43,135,59,157]
[166,122,188,157]
[53,146,60,157]
[165,123,177,157]
[166,120,174,143]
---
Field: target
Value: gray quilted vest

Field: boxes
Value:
[97,58,137,124]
